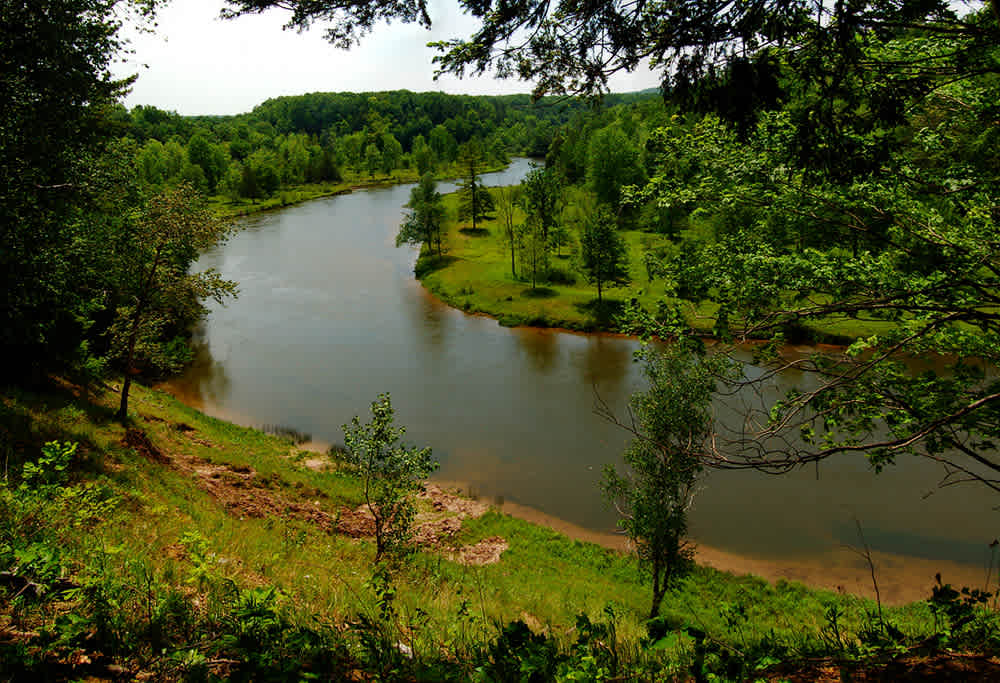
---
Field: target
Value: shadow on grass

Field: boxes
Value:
[522,287,558,299]
[575,298,625,326]
[414,254,458,277]
[459,227,490,237]
[1,377,119,475]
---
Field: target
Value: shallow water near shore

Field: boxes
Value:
[166,158,998,598]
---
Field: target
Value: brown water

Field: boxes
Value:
[170,158,998,591]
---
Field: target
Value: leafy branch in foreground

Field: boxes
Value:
[623,20,1000,494]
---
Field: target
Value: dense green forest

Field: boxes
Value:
[3,0,1000,679]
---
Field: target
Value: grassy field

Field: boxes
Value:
[420,194,691,332]
[416,192,901,343]
[4,377,988,679]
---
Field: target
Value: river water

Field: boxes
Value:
[169,158,997,596]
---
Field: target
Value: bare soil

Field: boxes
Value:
[123,425,507,565]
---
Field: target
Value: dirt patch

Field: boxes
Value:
[419,484,489,518]
[454,536,508,566]
[336,505,376,537]
[122,428,169,464]
[124,429,508,565]
[187,458,337,530]
[413,517,462,546]
[302,456,330,471]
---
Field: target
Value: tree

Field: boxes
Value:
[341,394,437,563]
[411,134,434,175]
[518,217,549,290]
[380,132,403,175]
[617,20,1000,493]
[602,345,719,618]
[586,126,643,210]
[396,172,446,257]
[579,206,629,303]
[456,141,495,232]
[111,184,236,422]
[1,0,160,379]
[521,166,562,245]
[495,185,522,278]
[364,142,381,177]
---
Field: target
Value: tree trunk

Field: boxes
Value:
[649,556,665,619]
[118,245,162,423]
[510,240,516,278]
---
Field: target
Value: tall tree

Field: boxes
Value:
[495,185,522,278]
[586,126,644,210]
[518,217,549,290]
[396,172,446,257]
[111,184,236,422]
[1,0,160,379]
[456,141,495,232]
[521,166,562,244]
[579,206,629,303]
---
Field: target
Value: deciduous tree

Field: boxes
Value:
[396,173,446,257]
[579,206,629,303]
[111,184,236,422]
[341,393,437,563]
[601,345,724,618]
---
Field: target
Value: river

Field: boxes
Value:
[168,158,997,602]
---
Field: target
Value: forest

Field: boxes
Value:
[2,0,1000,679]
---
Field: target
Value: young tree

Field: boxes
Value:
[341,393,437,563]
[518,217,549,290]
[111,184,237,422]
[380,132,403,175]
[602,345,720,618]
[456,141,495,232]
[521,166,562,244]
[494,184,522,278]
[396,172,446,257]
[579,206,629,303]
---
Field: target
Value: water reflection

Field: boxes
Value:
[513,328,560,374]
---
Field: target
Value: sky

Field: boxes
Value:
[113,0,662,116]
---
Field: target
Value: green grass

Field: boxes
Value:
[416,192,906,344]
[420,195,688,332]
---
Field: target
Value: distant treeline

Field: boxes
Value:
[112,90,659,201]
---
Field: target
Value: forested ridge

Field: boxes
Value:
[3,0,1000,680]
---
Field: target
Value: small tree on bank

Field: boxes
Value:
[495,184,522,278]
[342,393,437,563]
[602,345,719,618]
[579,205,629,302]
[397,172,446,257]
[456,141,495,232]
[112,184,236,423]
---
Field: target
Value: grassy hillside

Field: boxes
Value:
[2,379,997,680]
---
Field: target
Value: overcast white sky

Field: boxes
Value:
[113,0,662,116]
